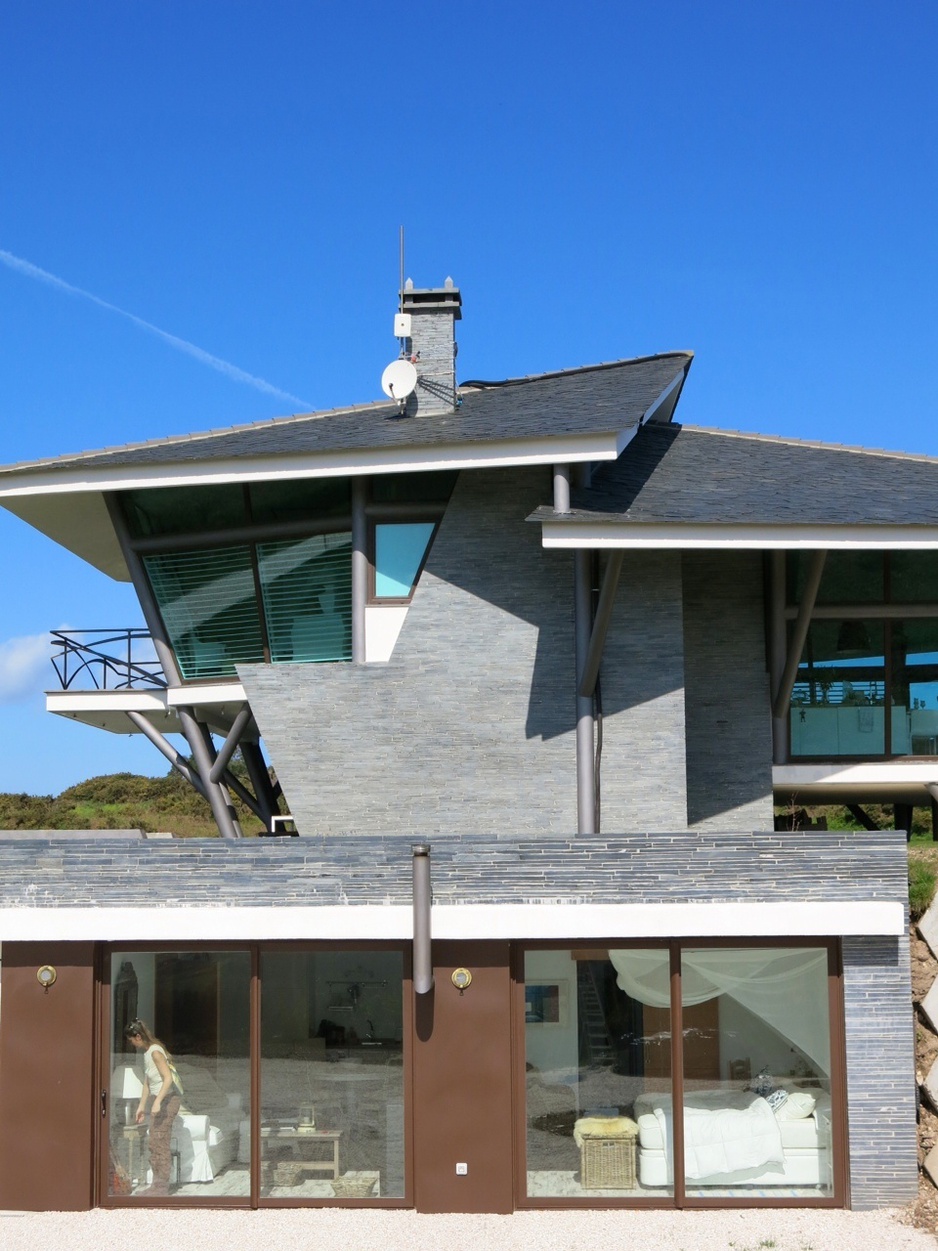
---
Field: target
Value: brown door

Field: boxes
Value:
[412,941,514,1213]
[0,942,97,1210]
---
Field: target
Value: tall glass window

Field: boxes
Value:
[524,948,672,1199]
[258,533,352,662]
[108,950,251,1199]
[143,546,265,680]
[680,947,833,1200]
[260,950,405,1199]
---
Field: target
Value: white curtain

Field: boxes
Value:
[609,947,830,1073]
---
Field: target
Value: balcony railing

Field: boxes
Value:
[51,629,167,691]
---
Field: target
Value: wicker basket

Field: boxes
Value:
[272,1160,306,1186]
[580,1135,637,1190]
[331,1174,377,1198]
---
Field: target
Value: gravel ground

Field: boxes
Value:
[1,1206,936,1251]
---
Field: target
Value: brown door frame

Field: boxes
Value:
[512,937,847,1211]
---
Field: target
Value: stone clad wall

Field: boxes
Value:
[682,551,774,829]
[242,467,578,837]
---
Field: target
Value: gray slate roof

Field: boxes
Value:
[0,353,692,476]
[529,423,938,527]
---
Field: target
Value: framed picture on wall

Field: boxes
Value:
[525,981,568,1027]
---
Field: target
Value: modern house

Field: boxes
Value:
[0,281,929,1213]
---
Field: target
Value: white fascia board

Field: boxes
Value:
[541,522,938,550]
[0,433,623,499]
[0,899,902,943]
[166,683,246,706]
[45,684,247,715]
[776,763,938,786]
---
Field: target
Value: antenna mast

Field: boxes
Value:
[399,226,405,312]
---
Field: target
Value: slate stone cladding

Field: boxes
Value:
[241,466,579,837]
[0,829,914,1207]
[0,829,905,908]
[242,474,701,836]
[841,934,918,1207]
[598,550,689,829]
[682,551,774,829]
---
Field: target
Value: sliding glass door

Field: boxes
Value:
[106,949,251,1200]
[102,943,408,1207]
[521,941,842,1207]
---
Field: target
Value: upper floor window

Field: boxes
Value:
[125,472,457,681]
[787,552,938,759]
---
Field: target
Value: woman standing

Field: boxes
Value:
[125,1019,181,1196]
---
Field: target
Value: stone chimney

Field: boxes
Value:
[398,278,461,417]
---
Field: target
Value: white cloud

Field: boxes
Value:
[0,632,53,704]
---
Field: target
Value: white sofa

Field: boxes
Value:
[163,1057,246,1184]
[634,1088,832,1189]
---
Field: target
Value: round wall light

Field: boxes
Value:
[36,965,57,989]
[451,967,472,991]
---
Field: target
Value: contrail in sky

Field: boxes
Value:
[0,249,312,410]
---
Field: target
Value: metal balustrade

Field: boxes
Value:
[50,629,167,691]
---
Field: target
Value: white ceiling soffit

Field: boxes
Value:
[2,490,129,579]
[540,521,938,550]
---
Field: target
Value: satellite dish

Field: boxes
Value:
[381,358,418,401]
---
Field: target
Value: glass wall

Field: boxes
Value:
[680,947,833,1200]
[524,944,837,1205]
[524,948,672,1199]
[108,950,251,1199]
[787,553,938,759]
[260,950,405,1199]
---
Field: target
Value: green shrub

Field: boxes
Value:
[909,858,937,919]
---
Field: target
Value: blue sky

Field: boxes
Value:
[0,2,936,794]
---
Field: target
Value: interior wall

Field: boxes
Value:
[523,949,578,1076]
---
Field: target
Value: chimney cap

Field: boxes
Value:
[400,284,462,318]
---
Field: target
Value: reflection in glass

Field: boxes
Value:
[891,621,938,756]
[257,533,352,663]
[374,523,436,598]
[144,546,264,680]
[260,951,404,1199]
[108,950,251,1199]
[524,949,672,1199]
[680,947,833,1199]
[790,621,885,756]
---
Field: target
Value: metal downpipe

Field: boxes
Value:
[412,843,434,994]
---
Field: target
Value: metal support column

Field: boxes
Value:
[105,494,182,686]
[571,463,596,835]
[178,708,242,840]
[552,464,571,514]
[772,550,827,722]
[241,740,279,832]
[125,711,207,796]
[351,476,368,664]
[575,547,596,835]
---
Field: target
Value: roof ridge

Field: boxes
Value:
[678,424,938,466]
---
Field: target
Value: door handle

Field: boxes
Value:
[101,1089,107,1118]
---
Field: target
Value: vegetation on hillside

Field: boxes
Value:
[0,769,265,838]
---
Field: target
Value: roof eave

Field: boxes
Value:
[538,519,938,550]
